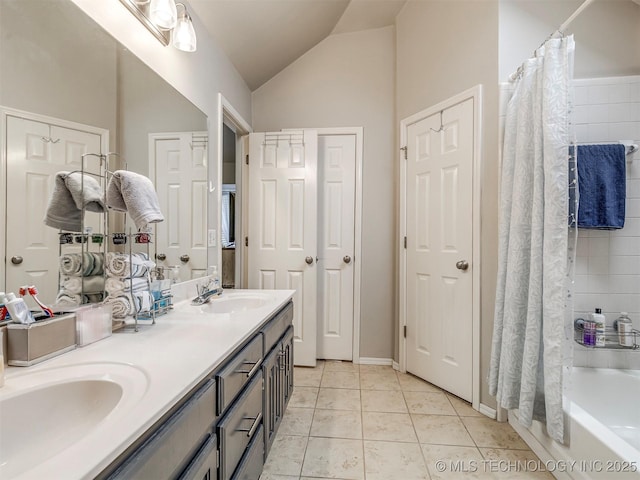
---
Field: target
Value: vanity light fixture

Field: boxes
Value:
[172,3,197,52]
[120,0,197,52]
[149,0,178,30]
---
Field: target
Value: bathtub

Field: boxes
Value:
[509,367,640,479]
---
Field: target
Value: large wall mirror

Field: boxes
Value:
[0,0,209,304]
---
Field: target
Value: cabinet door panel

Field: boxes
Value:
[109,379,216,480]
[179,434,217,480]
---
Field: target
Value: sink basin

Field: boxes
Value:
[198,292,273,314]
[0,362,149,479]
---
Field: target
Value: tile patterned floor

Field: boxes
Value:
[260,361,553,480]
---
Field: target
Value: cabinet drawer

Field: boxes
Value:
[231,425,264,480]
[218,371,263,480]
[110,379,216,480]
[179,434,217,480]
[217,334,263,415]
[260,302,293,354]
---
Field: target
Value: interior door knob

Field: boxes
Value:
[180,254,190,263]
[343,255,352,264]
[11,256,23,265]
[156,253,167,261]
[305,256,314,265]
[456,260,469,271]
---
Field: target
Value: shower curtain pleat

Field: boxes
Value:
[489,36,575,443]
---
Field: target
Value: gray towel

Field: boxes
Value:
[106,170,164,230]
[44,171,105,231]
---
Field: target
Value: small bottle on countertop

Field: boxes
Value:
[617,312,634,348]
[4,292,34,325]
[591,308,606,347]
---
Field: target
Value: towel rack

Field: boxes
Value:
[574,142,638,161]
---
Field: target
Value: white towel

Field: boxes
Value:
[106,252,155,278]
[60,275,105,294]
[55,292,104,305]
[44,171,105,231]
[105,291,153,318]
[59,252,104,277]
[106,170,164,230]
[105,277,149,295]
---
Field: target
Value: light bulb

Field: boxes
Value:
[149,0,177,30]
[172,11,197,52]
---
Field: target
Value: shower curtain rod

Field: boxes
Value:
[508,0,596,81]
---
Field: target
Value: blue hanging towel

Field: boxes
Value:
[575,144,626,229]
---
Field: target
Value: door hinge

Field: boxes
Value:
[245,154,249,165]
[404,325,407,338]
[404,236,407,249]
[245,236,249,247]
[400,146,407,160]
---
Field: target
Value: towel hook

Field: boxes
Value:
[430,111,445,133]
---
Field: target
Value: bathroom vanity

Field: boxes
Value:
[0,289,294,480]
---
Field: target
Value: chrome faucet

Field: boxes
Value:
[191,278,222,305]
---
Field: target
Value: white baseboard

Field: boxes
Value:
[479,403,497,419]
[357,357,393,366]
[392,361,400,371]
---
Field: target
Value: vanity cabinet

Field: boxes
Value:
[98,300,293,480]
[106,378,217,480]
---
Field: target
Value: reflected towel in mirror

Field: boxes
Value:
[44,171,105,231]
[106,170,164,230]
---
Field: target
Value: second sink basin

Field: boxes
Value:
[0,362,149,479]
[198,292,273,314]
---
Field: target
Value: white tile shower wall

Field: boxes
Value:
[499,76,640,369]
[572,76,640,368]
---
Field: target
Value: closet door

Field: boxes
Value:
[247,130,318,367]
[6,116,101,304]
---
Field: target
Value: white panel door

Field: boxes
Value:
[152,132,208,282]
[406,98,474,401]
[6,117,102,304]
[248,130,318,366]
[317,134,356,361]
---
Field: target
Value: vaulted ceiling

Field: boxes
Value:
[189,0,407,91]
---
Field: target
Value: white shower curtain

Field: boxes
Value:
[489,36,575,443]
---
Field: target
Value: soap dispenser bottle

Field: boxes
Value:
[617,312,634,347]
[591,308,606,347]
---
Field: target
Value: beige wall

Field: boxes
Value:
[396,0,500,408]
[252,26,397,359]
[71,0,252,268]
[0,0,117,139]
[500,0,640,81]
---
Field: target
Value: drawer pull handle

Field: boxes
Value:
[235,360,261,378]
[237,412,263,438]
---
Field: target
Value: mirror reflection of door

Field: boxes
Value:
[151,132,208,282]
[221,124,237,288]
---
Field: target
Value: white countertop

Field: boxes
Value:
[0,287,294,480]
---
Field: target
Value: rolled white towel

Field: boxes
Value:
[105,277,149,295]
[105,291,154,318]
[59,252,104,277]
[106,252,155,278]
[55,291,104,305]
[60,275,105,294]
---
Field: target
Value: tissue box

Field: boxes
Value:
[7,313,76,366]
[75,303,112,346]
